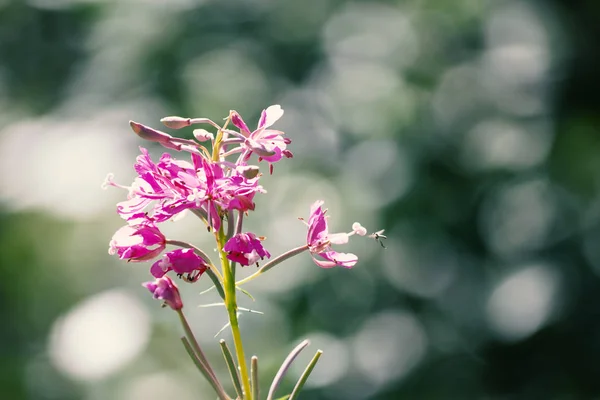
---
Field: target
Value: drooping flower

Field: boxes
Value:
[150,248,209,282]
[109,216,166,262]
[230,105,292,171]
[224,232,271,266]
[305,200,362,268]
[143,275,183,310]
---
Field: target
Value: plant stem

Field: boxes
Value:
[236,245,309,286]
[218,227,252,399]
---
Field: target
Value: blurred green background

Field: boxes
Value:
[2,0,600,399]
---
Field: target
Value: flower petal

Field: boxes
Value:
[258,105,284,129]
[314,250,358,269]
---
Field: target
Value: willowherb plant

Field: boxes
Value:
[104,105,384,400]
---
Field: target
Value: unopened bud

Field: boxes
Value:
[142,276,183,310]
[230,111,251,134]
[193,129,214,142]
[130,120,172,143]
[160,116,191,129]
[129,121,182,151]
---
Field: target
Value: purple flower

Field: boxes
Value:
[109,216,166,262]
[143,275,183,310]
[306,200,359,268]
[151,248,208,282]
[107,147,265,231]
[224,232,271,266]
[231,105,292,169]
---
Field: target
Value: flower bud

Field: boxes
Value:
[143,276,183,310]
[129,121,182,151]
[160,116,191,129]
[193,129,214,142]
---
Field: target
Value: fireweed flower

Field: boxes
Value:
[305,200,365,268]
[106,147,265,231]
[143,275,183,310]
[224,232,271,266]
[230,105,292,172]
[108,216,166,262]
[105,105,384,400]
[151,248,209,282]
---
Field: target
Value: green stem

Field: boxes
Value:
[218,227,252,399]
[236,245,309,286]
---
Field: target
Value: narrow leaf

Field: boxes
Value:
[181,337,230,400]
[198,302,226,308]
[199,286,216,295]
[236,286,255,301]
[288,350,323,400]
[238,307,264,315]
[267,340,310,400]
[219,340,243,400]
[206,268,226,300]
[214,321,231,338]
[251,356,259,400]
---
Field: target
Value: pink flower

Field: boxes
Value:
[108,148,265,231]
[143,275,183,310]
[305,200,360,268]
[150,248,208,282]
[109,217,166,262]
[224,232,271,266]
[231,105,292,169]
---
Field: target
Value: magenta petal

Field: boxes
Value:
[143,276,183,310]
[231,111,252,135]
[306,200,327,246]
[151,260,168,277]
[167,248,207,274]
[317,251,358,269]
[225,232,270,266]
[311,257,338,269]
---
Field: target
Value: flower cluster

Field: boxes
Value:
[106,105,376,289]
[105,104,384,399]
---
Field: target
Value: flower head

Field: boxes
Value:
[143,275,183,310]
[150,248,209,282]
[109,216,166,262]
[305,200,361,268]
[230,105,292,171]
[224,232,271,266]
